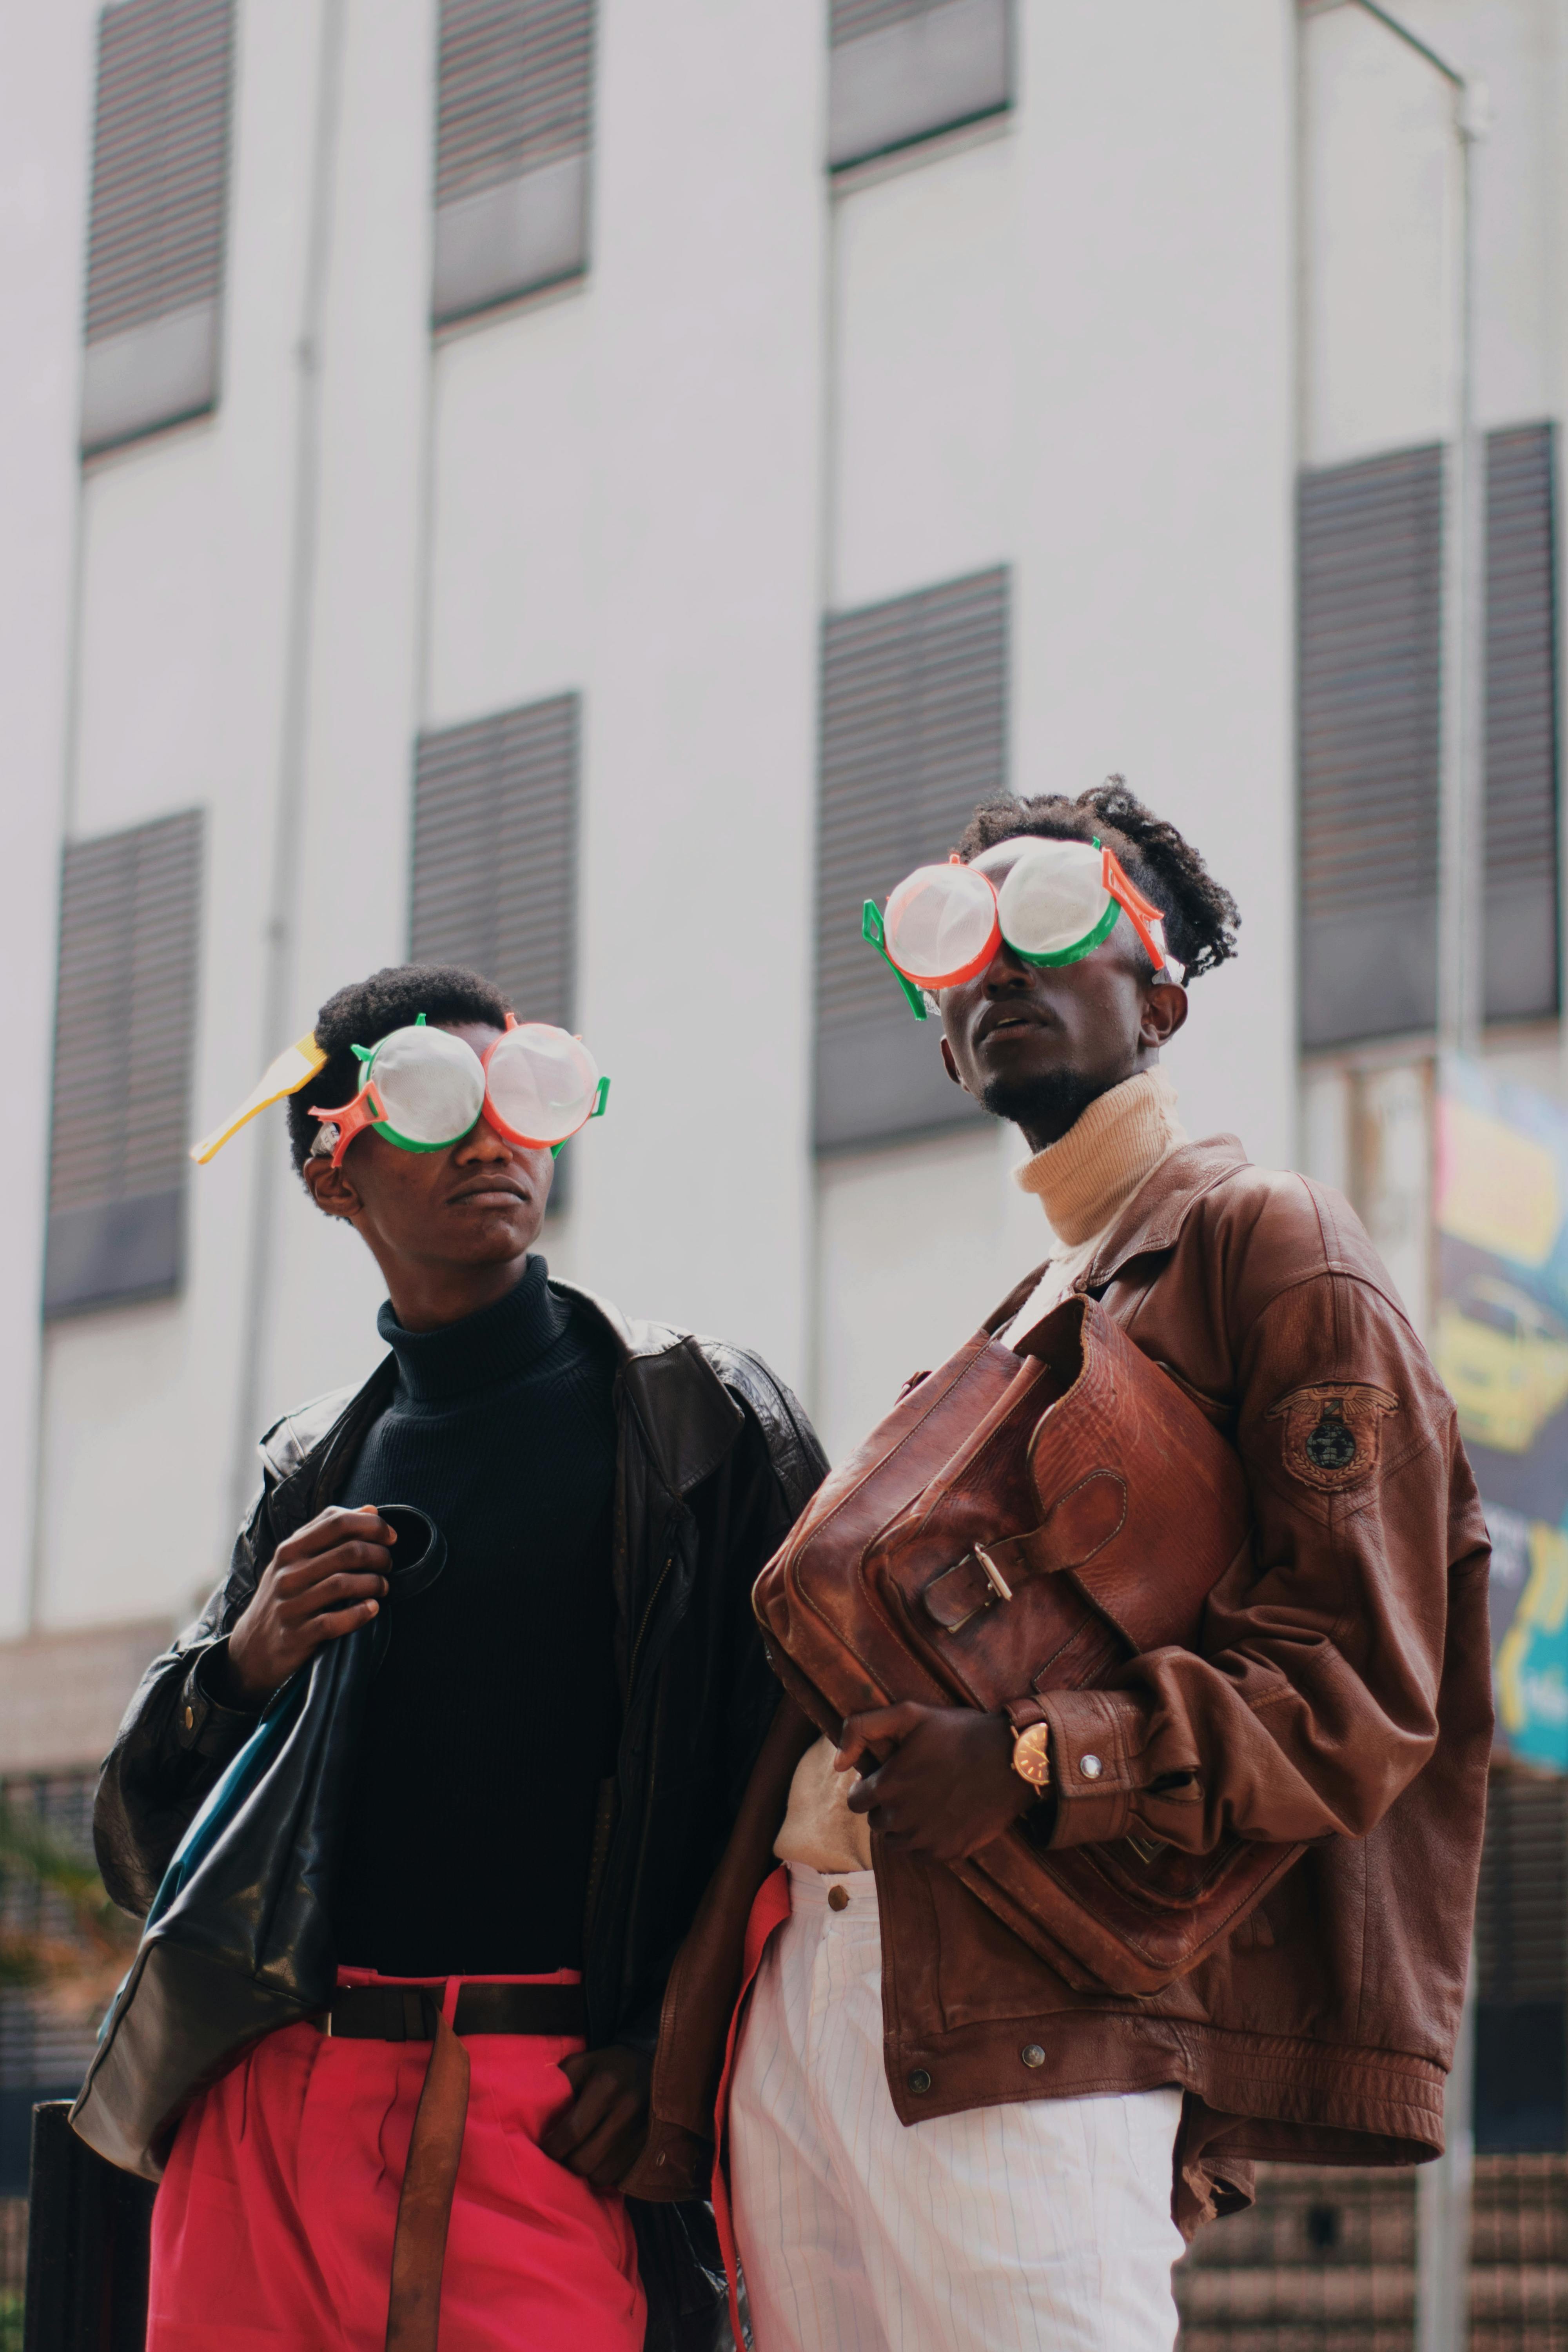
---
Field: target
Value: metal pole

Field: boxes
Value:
[1437,78,1489,1066]
[1416,1950,1477,2352]
[1329,18,1486,2350]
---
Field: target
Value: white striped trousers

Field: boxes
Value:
[728,1866,1184,2352]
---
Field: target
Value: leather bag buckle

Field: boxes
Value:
[974,1546,1013,1602]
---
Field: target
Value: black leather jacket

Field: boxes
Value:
[94,1279,826,2348]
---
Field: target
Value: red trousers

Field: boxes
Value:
[147,1969,644,2352]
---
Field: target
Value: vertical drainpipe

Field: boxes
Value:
[226,0,349,1527]
[1333,11,1484,2352]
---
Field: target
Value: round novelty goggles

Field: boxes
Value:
[190,1012,607,1167]
[307,1014,607,1167]
[862,835,1183,1020]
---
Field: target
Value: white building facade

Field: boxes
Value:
[0,0,1562,2176]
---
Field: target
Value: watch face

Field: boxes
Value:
[1013,1724,1052,1789]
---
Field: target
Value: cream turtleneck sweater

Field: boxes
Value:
[775,1065,1189,1875]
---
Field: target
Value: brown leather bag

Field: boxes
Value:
[753,1293,1305,1996]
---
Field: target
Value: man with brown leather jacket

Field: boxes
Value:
[92,963,826,2352]
[628,783,1492,2352]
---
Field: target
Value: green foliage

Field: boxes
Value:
[0,1795,135,1993]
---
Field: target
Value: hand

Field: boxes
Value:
[221,1506,395,1706]
[838,1701,1038,1863]
[540,2045,652,2187]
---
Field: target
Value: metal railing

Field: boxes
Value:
[1176,2158,1568,2350]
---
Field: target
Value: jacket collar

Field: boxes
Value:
[984,1132,1250,1336]
[261,1278,744,1508]
[1080,1133,1249,1290]
[551,1278,745,1499]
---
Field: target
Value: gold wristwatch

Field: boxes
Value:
[1011,1720,1053,1792]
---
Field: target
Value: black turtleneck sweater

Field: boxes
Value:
[332,1257,619,1977]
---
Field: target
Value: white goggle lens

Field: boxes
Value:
[485,1024,600,1147]
[995,839,1113,962]
[883,863,999,988]
[367,1024,485,1146]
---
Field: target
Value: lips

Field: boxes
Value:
[976,1007,1040,1045]
[448,1180,530,1207]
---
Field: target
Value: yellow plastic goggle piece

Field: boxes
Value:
[189,1032,327,1165]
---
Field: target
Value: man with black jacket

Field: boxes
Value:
[94,963,825,2352]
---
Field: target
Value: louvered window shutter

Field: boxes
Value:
[816,568,1007,1151]
[432,0,595,325]
[81,0,234,455]
[1474,1763,1568,2152]
[1299,431,1561,1051]
[1298,446,1444,1050]
[410,695,579,1029]
[44,811,203,1318]
[1485,423,1560,1022]
[829,0,1011,171]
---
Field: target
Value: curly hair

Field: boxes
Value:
[955,778,1240,981]
[287,964,510,1176]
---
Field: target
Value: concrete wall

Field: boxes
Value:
[816,0,1298,1460]
[1302,0,1563,465]
[0,0,96,1639]
[24,0,828,1643]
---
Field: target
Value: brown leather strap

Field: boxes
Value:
[921,1471,1129,1632]
[385,2007,470,2352]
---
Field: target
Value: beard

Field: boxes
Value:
[980,1065,1111,1143]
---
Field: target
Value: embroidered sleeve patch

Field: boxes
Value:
[1264,1383,1400,1492]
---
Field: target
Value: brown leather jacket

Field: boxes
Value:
[624,1135,1494,2232]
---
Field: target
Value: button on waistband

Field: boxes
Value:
[828,1884,849,1911]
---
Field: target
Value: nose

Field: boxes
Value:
[455,1112,513,1161]
[978,936,1034,994]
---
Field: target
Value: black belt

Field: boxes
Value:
[325,1981,587,2042]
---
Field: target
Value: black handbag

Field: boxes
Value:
[70,1506,445,2181]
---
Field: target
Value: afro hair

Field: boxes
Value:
[955,778,1240,981]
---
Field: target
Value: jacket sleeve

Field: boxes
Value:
[1034,1262,1492,1857]
[92,1490,271,1917]
[715,1352,829,1811]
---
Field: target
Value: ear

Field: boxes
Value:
[939,1034,969,1093]
[1140,982,1188,1052]
[303,1154,365,1224]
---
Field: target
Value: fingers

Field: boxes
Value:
[273,1507,396,1570]
[570,2115,644,2187]
[273,1543,391,1603]
[541,2050,650,2185]
[836,1700,927,1774]
[302,1600,381,1647]
[278,1568,387,1615]
[546,2062,618,2144]
[539,2056,617,2158]
[560,2089,646,2184]
[540,2064,622,2164]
